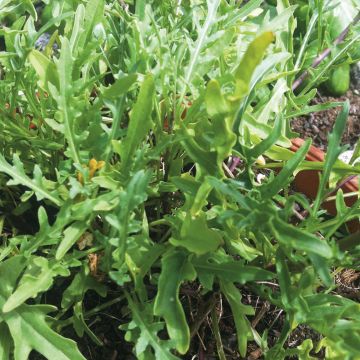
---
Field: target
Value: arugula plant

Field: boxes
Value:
[0,0,360,359]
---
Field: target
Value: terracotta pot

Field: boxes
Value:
[290,138,359,233]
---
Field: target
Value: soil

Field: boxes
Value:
[291,89,360,150]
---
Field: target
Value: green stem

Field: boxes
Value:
[57,295,125,329]
[149,219,170,227]
[105,97,125,164]
[84,296,125,318]
[211,305,226,360]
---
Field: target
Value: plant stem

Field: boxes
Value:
[57,296,125,329]
[84,296,125,318]
[149,219,169,227]
[190,294,217,340]
[322,175,358,202]
[211,306,226,360]
[323,191,358,203]
[292,11,360,92]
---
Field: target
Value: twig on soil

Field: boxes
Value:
[197,332,207,352]
[268,309,284,330]
[197,322,208,354]
[256,281,280,288]
[110,350,118,360]
[251,301,270,328]
[223,162,235,178]
[190,294,217,340]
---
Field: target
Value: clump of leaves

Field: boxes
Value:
[0,0,359,359]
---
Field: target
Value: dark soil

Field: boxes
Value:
[291,90,360,150]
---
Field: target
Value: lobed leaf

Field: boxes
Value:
[154,250,196,354]
[170,211,223,255]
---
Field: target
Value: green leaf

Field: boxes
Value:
[180,131,221,176]
[28,50,59,91]
[245,114,283,161]
[276,249,293,309]
[313,101,349,214]
[79,0,105,49]
[126,294,180,360]
[307,253,332,288]
[0,322,11,359]
[0,154,62,207]
[303,32,360,94]
[22,0,37,20]
[0,257,85,360]
[102,74,138,100]
[230,0,264,21]
[69,4,85,52]
[170,174,201,197]
[206,176,252,209]
[206,80,230,117]
[183,0,221,90]
[73,302,103,346]
[56,221,89,260]
[62,265,107,309]
[3,257,70,313]
[107,170,151,266]
[4,305,86,360]
[286,102,344,119]
[154,250,196,354]
[243,113,291,148]
[220,281,254,357]
[232,31,275,100]
[91,175,121,190]
[120,74,155,169]
[350,135,360,165]
[260,139,311,199]
[335,190,348,216]
[235,52,291,131]
[0,256,27,300]
[193,255,274,285]
[205,80,237,164]
[135,0,146,20]
[270,216,332,258]
[256,79,288,125]
[126,236,166,301]
[54,36,81,164]
[170,211,223,255]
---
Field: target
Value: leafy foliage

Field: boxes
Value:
[0,0,359,359]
